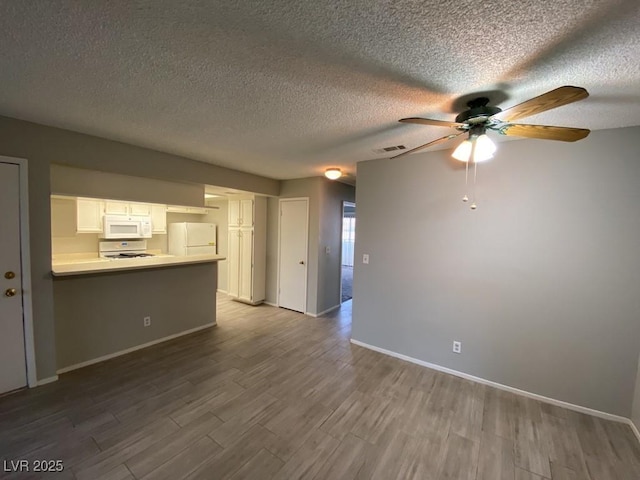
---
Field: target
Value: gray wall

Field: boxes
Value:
[352,126,640,417]
[51,165,205,207]
[54,263,217,369]
[0,115,278,381]
[265,177,355,315]
[1,116,279,196]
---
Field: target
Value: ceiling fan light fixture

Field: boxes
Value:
[452,139,473,162]
[473,134,496,162]
[324,168,342,180]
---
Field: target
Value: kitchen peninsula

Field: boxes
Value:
[52,253,224,372]
[50,188,227,374]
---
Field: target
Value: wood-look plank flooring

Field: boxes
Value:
[1,295,639,479]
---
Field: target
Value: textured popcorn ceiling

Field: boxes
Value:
[0,0,638,180]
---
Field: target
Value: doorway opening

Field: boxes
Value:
[341,202,355,303]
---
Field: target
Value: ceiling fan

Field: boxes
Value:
[391,86,590,160]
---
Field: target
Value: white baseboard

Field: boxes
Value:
[217,289,228,294]
[263,301,278,307]
[350,339,631,426]
[57,323,216,375]
[307,304,341,318]
[36,375,59,386]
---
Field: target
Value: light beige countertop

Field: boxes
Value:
[52,253,225,276]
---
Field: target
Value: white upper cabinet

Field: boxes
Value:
[76,198,104,233]
[75,198,164,234]
[228,200,241,227]
[104,200,129,215]
[105,200,151,216]
[240,199,254,226]
[150,204,167,234]
[129,202,152,216]
[166,205,208,214]
[229,199,254,227]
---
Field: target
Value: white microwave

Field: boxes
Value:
[102,215,152,239]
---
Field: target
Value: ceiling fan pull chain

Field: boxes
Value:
[470,153,478,210]
[462,154,469,203]
[467,142,478,210]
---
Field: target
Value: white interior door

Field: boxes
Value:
[278,198,308,313]
[0,162,27,394]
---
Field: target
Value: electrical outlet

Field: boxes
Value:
[362,254,369,264]
[453,341,461,354]
[143,316,151,327]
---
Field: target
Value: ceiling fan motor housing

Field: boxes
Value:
[455,97,502,124]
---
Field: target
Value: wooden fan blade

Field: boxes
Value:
[494,86,589,122]
[399,117,465,129]
[501,123,590,142]
[390,132,464,159]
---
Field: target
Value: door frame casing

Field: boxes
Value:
[1,156,37,388]
[277,197,309,314]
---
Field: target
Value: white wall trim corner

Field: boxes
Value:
[216,289,228,294]
[307,304,341,318]
[1,156,38,388]
[263,301,278,307]
[37,375,59,386]
[56,323,216,374]
[350,338,631,426]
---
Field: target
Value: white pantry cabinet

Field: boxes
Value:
[227,197,266,305]
[76,198,104,233]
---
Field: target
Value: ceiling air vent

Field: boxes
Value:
[374,145,406,154]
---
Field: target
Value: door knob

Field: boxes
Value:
[299,261,305,265]
[5,288,17,297]
[4,271,15,279]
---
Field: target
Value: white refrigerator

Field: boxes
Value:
[168,222,217,256]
